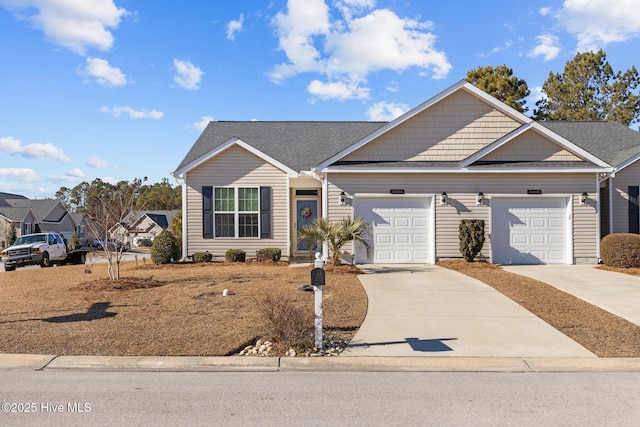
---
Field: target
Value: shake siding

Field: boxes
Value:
[341,91,521,162]
[610,164,640,233]
[327,172,598,261]
[481,131,582,162]
[185,145,289,257]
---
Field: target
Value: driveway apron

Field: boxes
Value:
[503,265,640,327]
[342,265,595,358]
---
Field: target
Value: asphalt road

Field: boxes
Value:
[0,249,147,273]
[0,370,639,426]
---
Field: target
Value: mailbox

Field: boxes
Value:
[311,268,325,287]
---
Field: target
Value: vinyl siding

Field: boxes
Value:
[609,162,640,234]
[185,144,289,258]
[327,172,599,262]
[341,90,521,162]
[481,130,582,162]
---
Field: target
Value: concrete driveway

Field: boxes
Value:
[503,265,640,327]
[342,265,595,358]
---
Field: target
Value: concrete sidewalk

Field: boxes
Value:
[341,265,595,358]
[503,265,640,326]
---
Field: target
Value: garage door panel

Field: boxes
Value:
[356,197,431,264]
[492,198,568,265]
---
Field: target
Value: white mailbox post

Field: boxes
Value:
[311,252,325,350]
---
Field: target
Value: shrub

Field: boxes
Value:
[225,249,246,262]
[137,238,153,247]
[70,232,81,251]
[254,293,314,350]
[256,248,282,262]
[193,251,213,263]
[150,230,180,264]
[600,233,640,268]
[459,219,485,262]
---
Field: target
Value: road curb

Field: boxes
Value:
[4,354,640,372]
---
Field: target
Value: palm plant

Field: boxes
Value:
[298,215,371,266]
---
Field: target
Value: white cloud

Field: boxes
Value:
[386,81,399,92]
[307,79,369,100]
[87,157,111,169]
[366,101,409,121]
[67,168,85,178]
[0,0,128,55]
[528,34,561,61]
[173,59,204,90]
[539,7,551,16]
[81,57,127,87]
[226,14,244,40]
[557,0,640,51]
[48,168,85,184]
[0,168,40,182]
[528,86,546,106]
[191,116,214,131]
[0,136,70,162]
[100,106,163,119]
[270,0,451,100]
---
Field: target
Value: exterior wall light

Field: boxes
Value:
[440,192,448,205]
[339,191,347,206]
[476,192,484,206]
[580,192,588,205]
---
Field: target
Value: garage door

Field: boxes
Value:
[355,197,431,263]
[491,198,569,265]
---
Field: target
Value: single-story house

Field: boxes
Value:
[110,210,179,246]
[0,193,78,244]
[172,80,640,265]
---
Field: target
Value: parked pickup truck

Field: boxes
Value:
[1,232,88,272]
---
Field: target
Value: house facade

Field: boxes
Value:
[173,80,640,265]
[110,210,179,246]
[1,193,78,246]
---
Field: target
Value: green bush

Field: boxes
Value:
[150,230,180,264]
[256,248,282,261]
[70,232,81,251]
[459,219,485,262]
[225,249,246,262]
[193,251,213,263]
[600,233,640,268]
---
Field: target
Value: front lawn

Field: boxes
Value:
[0,261,367,356]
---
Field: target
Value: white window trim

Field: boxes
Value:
[213,186,260,239]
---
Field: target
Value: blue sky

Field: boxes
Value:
[2,0,640,198]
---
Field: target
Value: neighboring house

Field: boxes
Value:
[0,196,77,241]
[173,80,640,265]
[110,210,179,246]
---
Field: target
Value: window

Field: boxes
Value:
[214,187,259,238]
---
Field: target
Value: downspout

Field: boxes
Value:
[595,173,601,261]
[322,174,329,261]
[173,173,187,261]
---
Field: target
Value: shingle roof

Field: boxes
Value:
[2,198,61,222]
[540,121,640,167]
[0,207,32,222]
[175,121,387,173]
[0,192,27,207]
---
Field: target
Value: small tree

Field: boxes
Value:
[459,219,485,262]
[298,216,371,266]
[8,223,17,246]
[70,232,81,251]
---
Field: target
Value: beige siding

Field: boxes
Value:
[185,145,289,258]
[342,90,521,162]
[327,172,599,262]
[609,163,640,233]
[481,130,582,162]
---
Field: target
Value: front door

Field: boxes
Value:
[295,199,318,256]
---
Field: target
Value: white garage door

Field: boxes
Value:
[491,198,569,265]
[355,197,431,263]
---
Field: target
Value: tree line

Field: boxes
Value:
[466,49,640,127]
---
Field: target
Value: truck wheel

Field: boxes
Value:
[4,265,15,272]
[78,252,86,264]
[41,252,51,268]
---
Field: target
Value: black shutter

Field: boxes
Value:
[203,186,213,239]
[260,187,271,239]
[629,186,640,234]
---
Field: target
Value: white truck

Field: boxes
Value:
[1,232,88,272]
